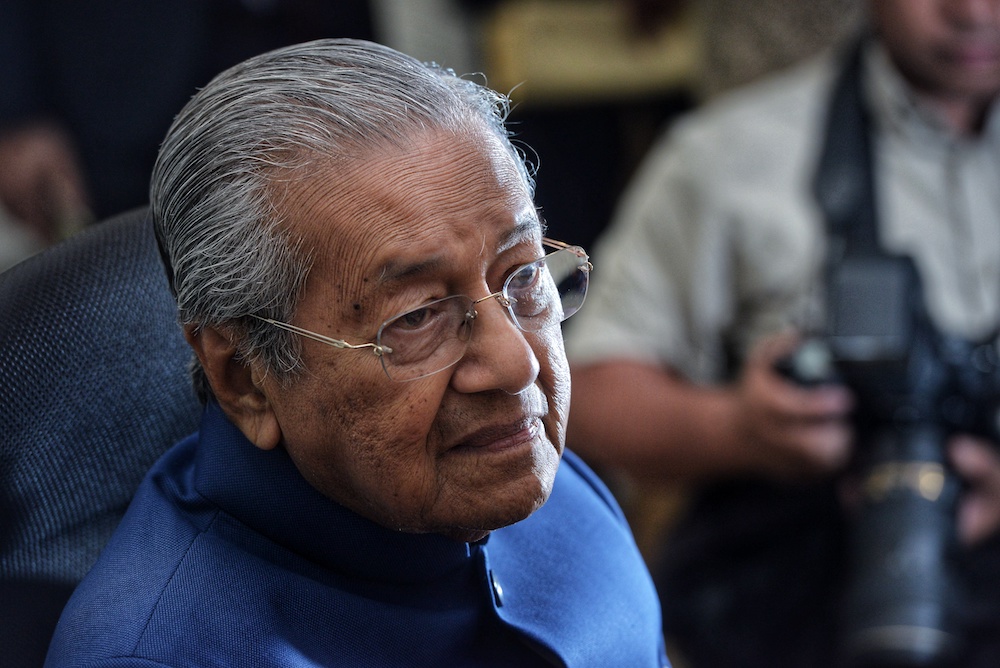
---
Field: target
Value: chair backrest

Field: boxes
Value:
[0,208,201,666]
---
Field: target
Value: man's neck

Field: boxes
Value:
[916,91,997,137]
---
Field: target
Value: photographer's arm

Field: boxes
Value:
[567,333,854,483]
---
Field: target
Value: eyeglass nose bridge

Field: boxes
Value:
[469,289,512,314]
[467,289,518,330]
[451,289,530,375]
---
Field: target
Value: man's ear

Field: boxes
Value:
[184,325,281,451]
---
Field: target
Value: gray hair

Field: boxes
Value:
[151,38,534,401]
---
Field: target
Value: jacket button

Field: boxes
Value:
[490,570,504,607]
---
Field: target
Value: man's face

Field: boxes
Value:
[259,126,569,542]
[872,0,1000,102]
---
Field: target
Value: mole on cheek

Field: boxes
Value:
[350,302,368,325]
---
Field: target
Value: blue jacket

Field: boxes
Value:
[46,402,669,667]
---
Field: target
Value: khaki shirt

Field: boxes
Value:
[565,43,1000,383]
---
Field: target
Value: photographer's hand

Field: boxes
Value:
[733,332,855,480]
[568,331,854,483]
[949,435,1000,546]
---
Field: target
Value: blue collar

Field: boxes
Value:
[192,401,480,583]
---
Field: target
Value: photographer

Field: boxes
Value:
[565,1,1000,666]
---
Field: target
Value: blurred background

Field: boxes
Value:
[0,0,860,271]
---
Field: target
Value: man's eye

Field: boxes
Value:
[387,298,458,333]
[396,306,433,330]
[507,262,542,293]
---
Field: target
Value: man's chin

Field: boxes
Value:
[421,485,555,543]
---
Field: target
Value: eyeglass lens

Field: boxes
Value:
[377,248,589,381]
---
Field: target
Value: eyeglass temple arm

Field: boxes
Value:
[543,237,583,255]
[249,315,387,354]
[542,237,593,271]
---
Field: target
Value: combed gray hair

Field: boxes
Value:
[151,38,534,401]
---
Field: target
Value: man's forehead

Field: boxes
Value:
[277,124,540,299]
[371,212,543,287]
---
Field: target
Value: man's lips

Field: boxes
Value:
[941,41,1000,68]
[450,417,543,453]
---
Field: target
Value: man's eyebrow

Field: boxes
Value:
[496,216,543,254]
[376,256,444,287]
[376,216,542,287]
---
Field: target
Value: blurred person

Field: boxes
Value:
[566,1,1000,666]
[0,0,374,243]
[43,39,669,667]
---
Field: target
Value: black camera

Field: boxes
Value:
[779,253,1000,668]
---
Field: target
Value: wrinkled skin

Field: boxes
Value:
[191,124,570,543]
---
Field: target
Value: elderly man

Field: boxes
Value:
[44,39,668,667]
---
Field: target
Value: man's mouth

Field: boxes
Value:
[451,417,542,453]
[942,41,1000,69]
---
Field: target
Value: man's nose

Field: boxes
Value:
[946,0,1000,27]
[449,295,539,395]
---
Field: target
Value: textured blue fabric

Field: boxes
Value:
[0,209,201,667]
[45,403,669,667]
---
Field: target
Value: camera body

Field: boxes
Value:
[780,253,1000,667]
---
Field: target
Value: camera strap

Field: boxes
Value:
[811,35,953,373]
[813,34,881,260]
